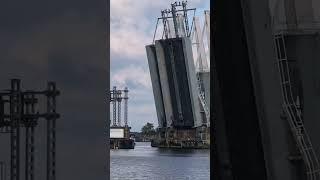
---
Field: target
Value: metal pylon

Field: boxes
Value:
[46,82,57,180]
[24,94,36,180]
[0,96,10,134]
[112,86,117,127]
[117,90,122,127]
[123,87,129,127]
[10,79,21,180]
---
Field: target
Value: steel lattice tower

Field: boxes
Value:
[0,79,60,180]
[123,87,129,127]
[117,90,122,127]
[10,79,21,180]
[112,86,117,127]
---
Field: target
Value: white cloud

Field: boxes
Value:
[129,104,155,116]
[111,65,151,89]
[110,0,207,60]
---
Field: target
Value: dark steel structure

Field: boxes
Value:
[213,0,320,179]
[153,1,196,43]
[0,79,60,180]
[0,162,6,180]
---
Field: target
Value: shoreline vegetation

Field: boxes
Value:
[131,122,156,142]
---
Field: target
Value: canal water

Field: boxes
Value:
[110,142,210,180]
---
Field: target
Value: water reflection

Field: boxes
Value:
[111,142,210,180]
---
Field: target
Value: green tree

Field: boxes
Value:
[141,122,156,137]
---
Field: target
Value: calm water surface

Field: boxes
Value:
[111,142,210,180]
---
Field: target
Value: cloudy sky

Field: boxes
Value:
[110,0,210,132]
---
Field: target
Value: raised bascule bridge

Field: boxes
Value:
[145,1,210,149]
